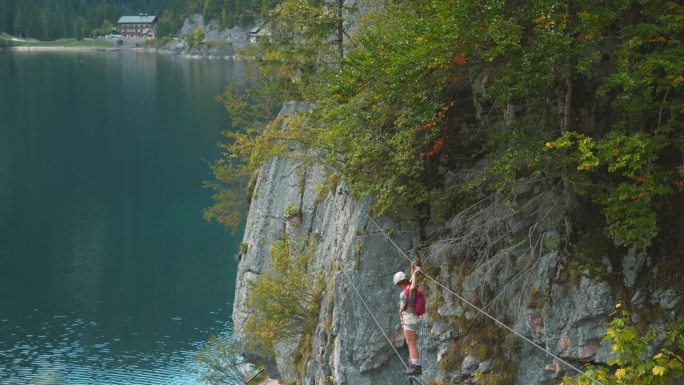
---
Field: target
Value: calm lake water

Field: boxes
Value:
[0,52,244,384]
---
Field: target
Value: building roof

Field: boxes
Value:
[117,16,157,24]
[249,22,271,36]
[249,21,267,34]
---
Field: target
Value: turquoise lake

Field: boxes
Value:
[0,51,244,384]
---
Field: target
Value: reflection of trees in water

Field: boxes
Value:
[0,129,11,272]
[63,200,105,311]
[0,52,241,384]
[0,129,11,230]
[120,53,158,143]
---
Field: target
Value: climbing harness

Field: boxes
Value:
[340,268,426,385]
[366,214,606,385]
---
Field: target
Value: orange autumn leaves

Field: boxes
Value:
[675,164,684,191]
[419,100,458,164]
[419,53,466,164]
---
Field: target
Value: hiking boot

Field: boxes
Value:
[405,364,422,376]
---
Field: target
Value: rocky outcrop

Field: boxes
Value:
[163,14,249,58]
[233,106,682,383]
[233,102,421,384]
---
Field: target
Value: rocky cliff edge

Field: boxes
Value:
[233,102,682,385]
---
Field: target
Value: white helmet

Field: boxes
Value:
[393,271,407,286]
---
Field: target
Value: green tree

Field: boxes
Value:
[203,0,219,23]
[155,10,176,38]
[261,0,348,96]
[211,0,683,250]
[0,0,7,34]
[194,335,265,385]
[536,0,684,248]
[204,0,353,226]
[91,19,113,37]
[185,26,205,49]
[73,15,86,40]
[302,1,465,214]
[5,0,16,35]
[37,10,49,40]
[11,0,22,37]
[243,237,324,353]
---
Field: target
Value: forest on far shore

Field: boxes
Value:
[0,0,276,41]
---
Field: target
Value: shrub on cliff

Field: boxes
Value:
[194,335,266,385]
[184,27,205,50]
[562,304,684,385]
[243,236,324,354]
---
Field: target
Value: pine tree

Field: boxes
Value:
[203,0,218,23]
[0,0,7,34]
[155,10,176,38]
[12,1,22,37]
[74,16,86,40]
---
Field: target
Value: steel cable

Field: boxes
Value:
[367,214,605,385]
[340,268,426,385]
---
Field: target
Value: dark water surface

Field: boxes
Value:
[0,52,244,384]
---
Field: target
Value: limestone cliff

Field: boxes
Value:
[162,14,249,58]
[233,101,683,384]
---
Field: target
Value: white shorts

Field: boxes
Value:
[402,313,420,332]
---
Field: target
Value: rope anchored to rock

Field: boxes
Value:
[366,214,606,385]
[340,268,426,385]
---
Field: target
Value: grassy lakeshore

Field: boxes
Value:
[0,34,116,50]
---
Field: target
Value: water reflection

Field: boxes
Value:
[0,52,245,384]
[0,307,231,384]
[0,127,11,268]
[63,201,105,309]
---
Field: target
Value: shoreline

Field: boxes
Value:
[3,45,255,60]
[7,45,120,52]
[124,47,255,60]
[0,45,256,60]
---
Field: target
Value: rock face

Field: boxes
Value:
[233,102,420,384]
[163,14,249,57]
[233,103,682,384]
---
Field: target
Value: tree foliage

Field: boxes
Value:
[208,0,684,250]
[305,1,466,214]
[185,26,206,49]
[243,236,324,353]
[91,19,114,37]
[194,335,265,385]
[0,0,120,39]
[154,10,176,39]
[201,81,284,231]
[201,0,341,227]
[540,0,684,248]
[73,15,86,40]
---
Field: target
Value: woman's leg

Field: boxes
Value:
[403,328,419,361]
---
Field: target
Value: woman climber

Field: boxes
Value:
[393,262,424,376]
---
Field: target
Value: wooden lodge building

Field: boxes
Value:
[117,15,158,39]
[248,22,271,43]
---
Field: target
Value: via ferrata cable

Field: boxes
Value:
[366,214,606,385]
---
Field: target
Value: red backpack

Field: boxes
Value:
[404,286,426,316]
